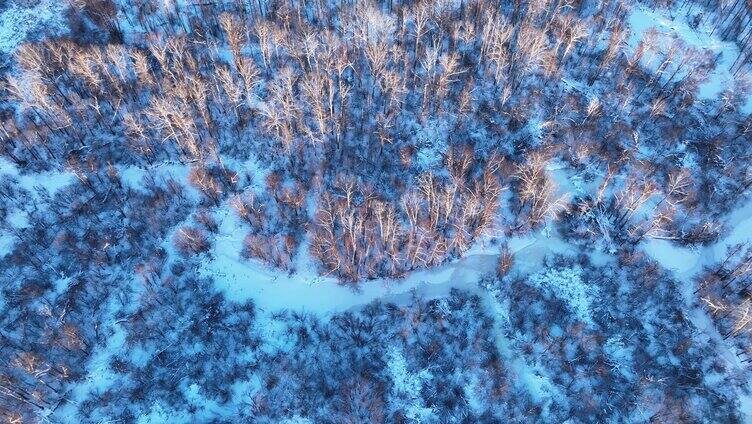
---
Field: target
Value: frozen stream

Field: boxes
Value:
[207,197,752,316]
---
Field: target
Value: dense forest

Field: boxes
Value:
[0,0,751,421]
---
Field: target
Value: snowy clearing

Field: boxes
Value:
[0,157,75,196]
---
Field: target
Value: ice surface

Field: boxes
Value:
[642,238,701,273]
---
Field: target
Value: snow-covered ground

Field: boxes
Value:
[628,4,752,113]
[4,123,741,422]
[204,206,488,314]
[0,0,742,322]
[0,0,68,55]
[644,195,752,279]
[0,157,75,195]
[641,196,752,420]
[0,157,75,257]
[203,201,578,315]
[3,0,750,419]
[49,292,130,421]
[192,145,752,418]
